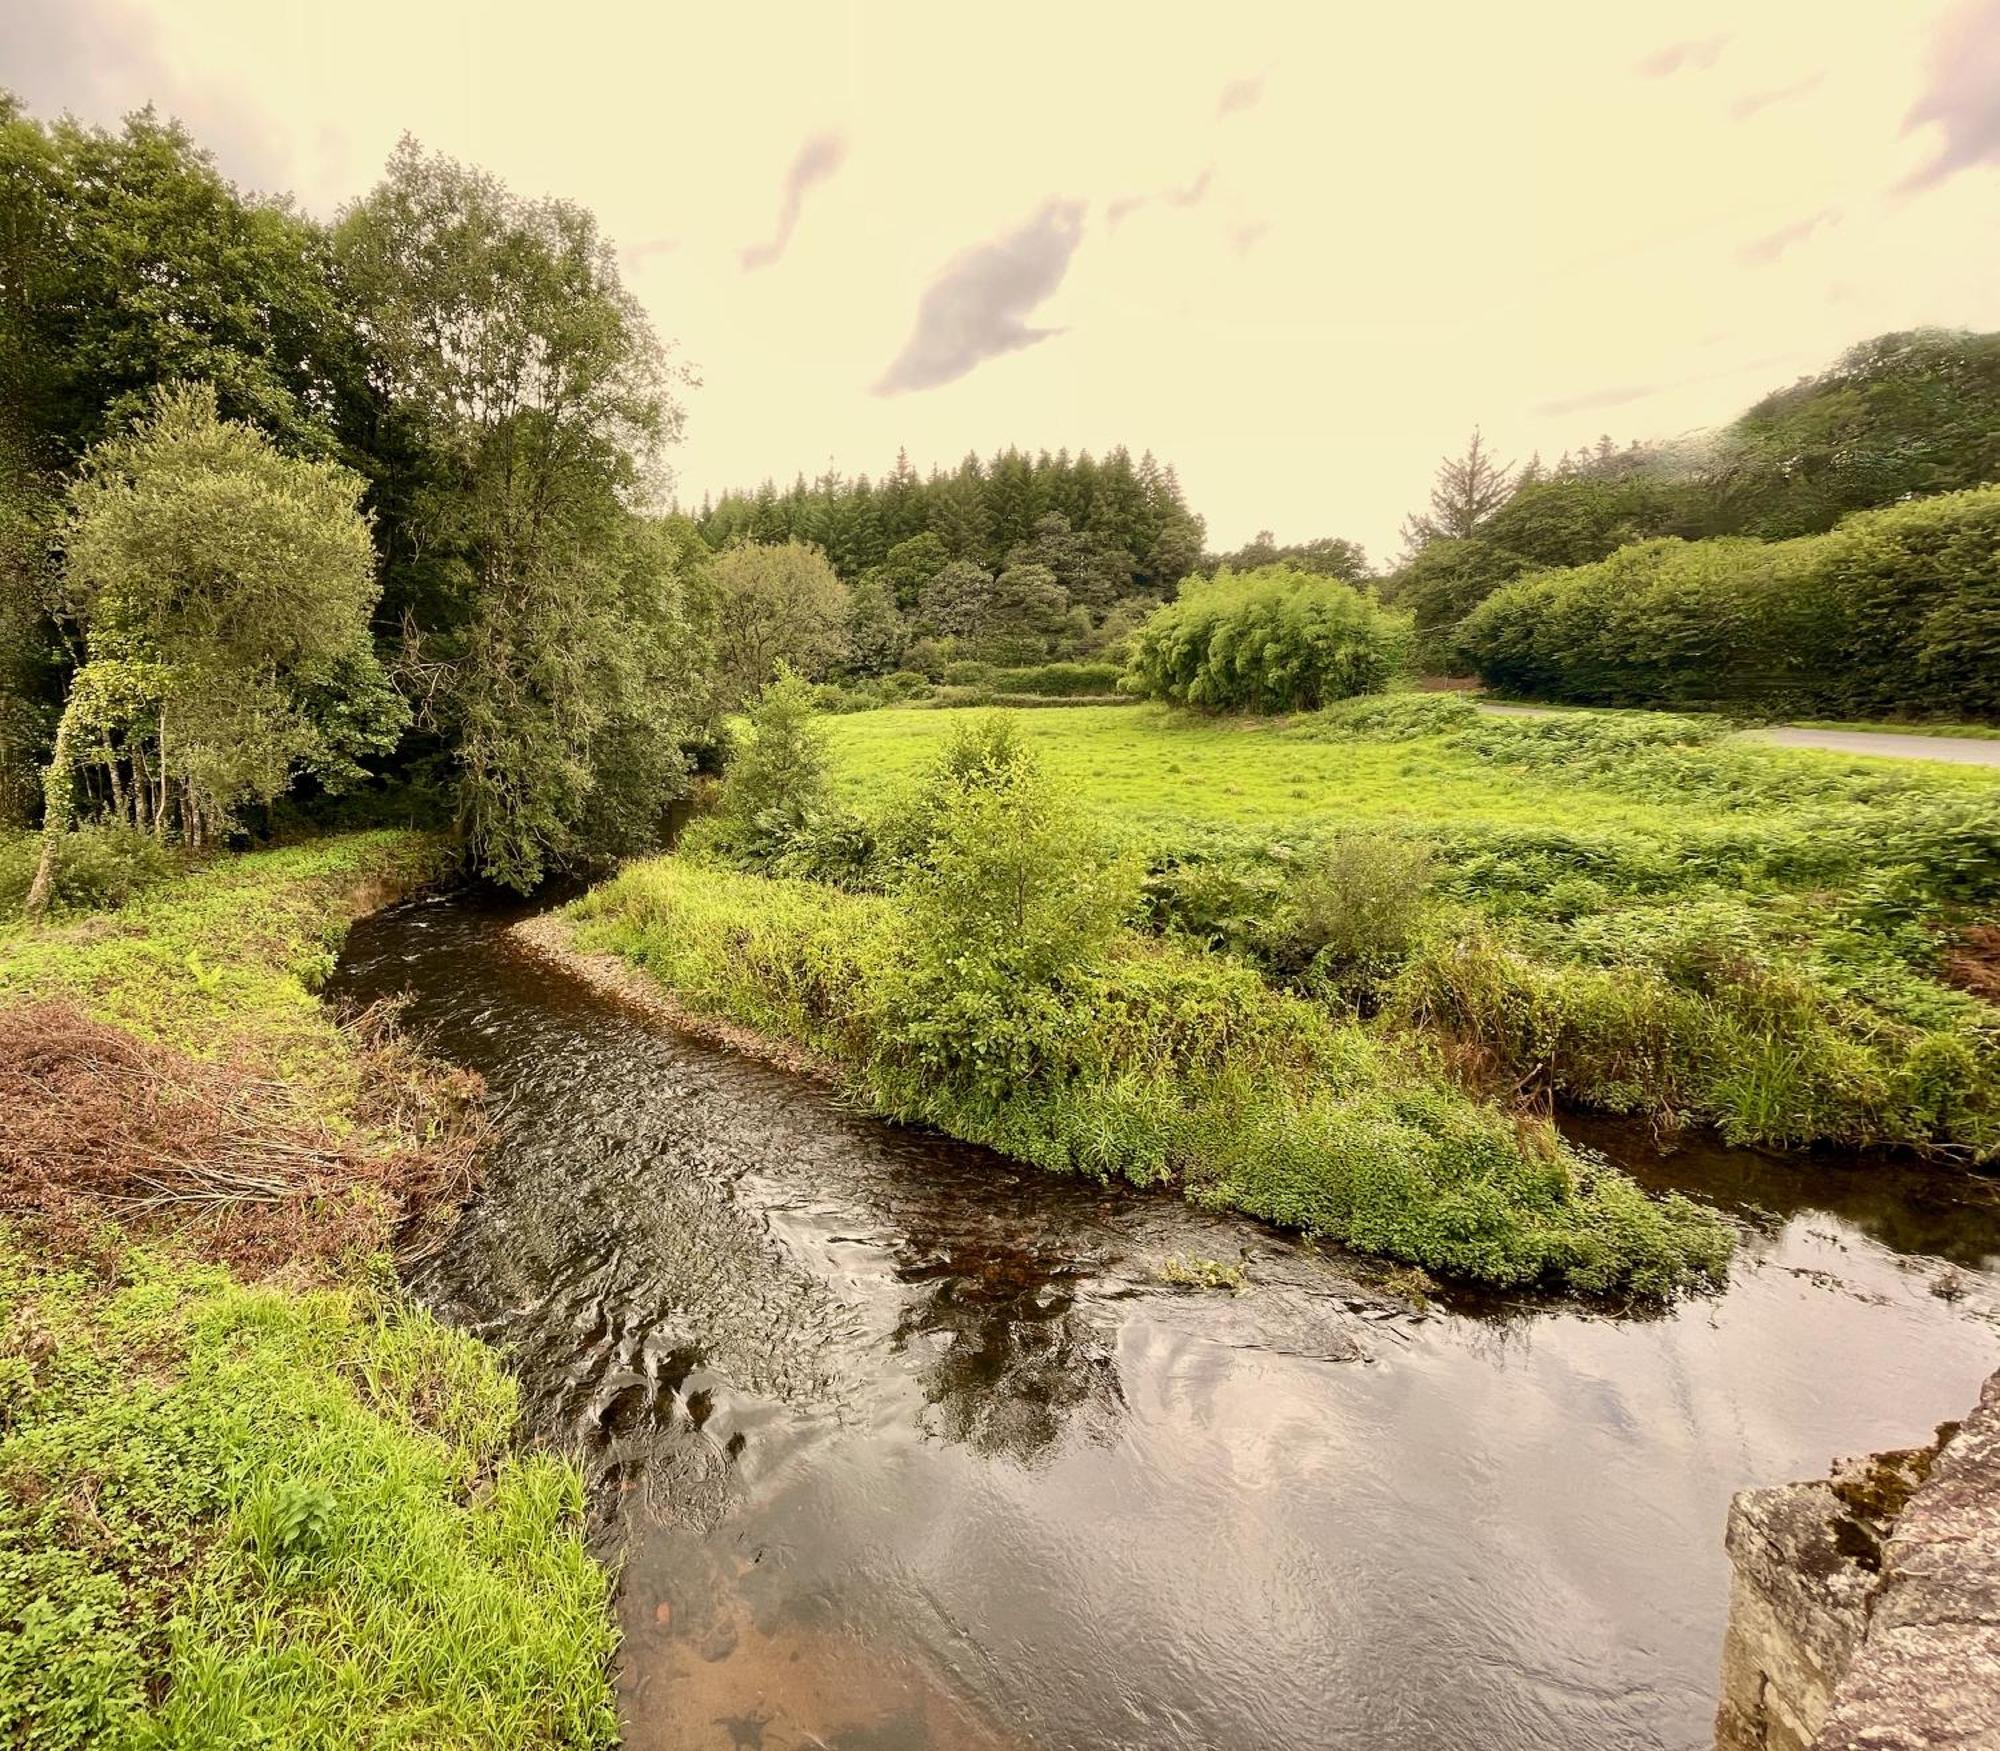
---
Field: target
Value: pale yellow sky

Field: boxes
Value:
[5,0,1996,556]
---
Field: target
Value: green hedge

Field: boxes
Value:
[1459,486,2000,718]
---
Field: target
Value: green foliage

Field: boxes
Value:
[1705,329,2000,538]
[1275,832,1434,998]
[685,667,876,882]
[697,446,1203,601]
[337,139,700,889]
[572,855,1731,1298]
[1204,532,1370,581]
[0,1239,617,1749]
[0,824,176,917]
[984,661,1124,697]
[1127,566,1411,713]
[0,100,360,462]
[57,383,398,815]
[708,540,851,705]
[817,701,2000,1157]
[1459,487,2000,719]
[871,716,1137,1094]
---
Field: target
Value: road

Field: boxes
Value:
[1470,702,2000,767]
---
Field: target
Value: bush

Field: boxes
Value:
[1274,832,1433,999]
[1127,565,1411,713]
[570,851,1733,1300]
[0,823,179,916]
[1459,486,2000,719]
[985,661,1125,697]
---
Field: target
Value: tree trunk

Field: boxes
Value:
[155,707,170,840]
[23,693,83,916]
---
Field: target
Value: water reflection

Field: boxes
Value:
[892,1232,1123,1464]
[330,896,2000,1751]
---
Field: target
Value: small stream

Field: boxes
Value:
[329,894,2000,1751]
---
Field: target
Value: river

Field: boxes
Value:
[328,893,2000,1751]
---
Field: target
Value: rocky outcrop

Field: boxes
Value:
[1715,1369,2000,1750]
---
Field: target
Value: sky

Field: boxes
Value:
[3,0,1997,559]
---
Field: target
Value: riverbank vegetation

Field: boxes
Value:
[805,700,2000,1161]
[572,712,1731,1298]
[0,833,619,1747]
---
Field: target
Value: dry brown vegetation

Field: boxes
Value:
[0,998,486,1274]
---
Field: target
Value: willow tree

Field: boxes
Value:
[24,385,396,912]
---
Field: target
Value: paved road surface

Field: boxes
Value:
[1471,702,2000,767]
[1750,726,2000,767]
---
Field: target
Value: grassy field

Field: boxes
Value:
[825,699,2000,839]
[0,833,620,1749]
[819,697,2000,1158]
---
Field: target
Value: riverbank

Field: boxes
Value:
[338,888,2000,1751]
[0,834,620,1748]
[822,698,2000,1160]
[564,856,1732,1299]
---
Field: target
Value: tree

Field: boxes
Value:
[1401,429,1514,552]
[1004,511,1131,616]
[337,138,700,888]
[1209,532,1370,581]
[914,559,992,640]
[1703,329,2000,538]
[0,99,359,464]
[709,540,850,704]
[25,385,395,911]
[845,571,908,676]
[980,564,1072,660]
[704,664,833,859]
[875,531,951,612]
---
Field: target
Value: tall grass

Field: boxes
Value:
[571,858,1731,1298]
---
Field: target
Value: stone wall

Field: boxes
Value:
[1715,1369,2000,1750]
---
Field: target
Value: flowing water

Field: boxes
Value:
[329,894,2000,1751]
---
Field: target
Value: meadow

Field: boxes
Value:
[820,697,2000,1159]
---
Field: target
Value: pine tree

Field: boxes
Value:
[1401,429,1514,552]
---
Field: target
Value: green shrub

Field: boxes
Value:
[0,1240,617,1749]
[0,824,179,917]
[1127,565,1412,713]
[985,661,1124,697]
[570,854,1732,1299]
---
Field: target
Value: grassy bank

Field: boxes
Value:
[818,699,2000,1159]
[570,858,1731,1299]
[0,833,621,1748]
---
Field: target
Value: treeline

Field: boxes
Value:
[1386,329,2000,682]
[0,98,709,890]
[695,446,1205,597]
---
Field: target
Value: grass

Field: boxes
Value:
[0,831,440,1118]
[0,832,622,1747]
[821,699,2000,1157]
[0,1239,616,1749]
[570,858,1733,1299]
